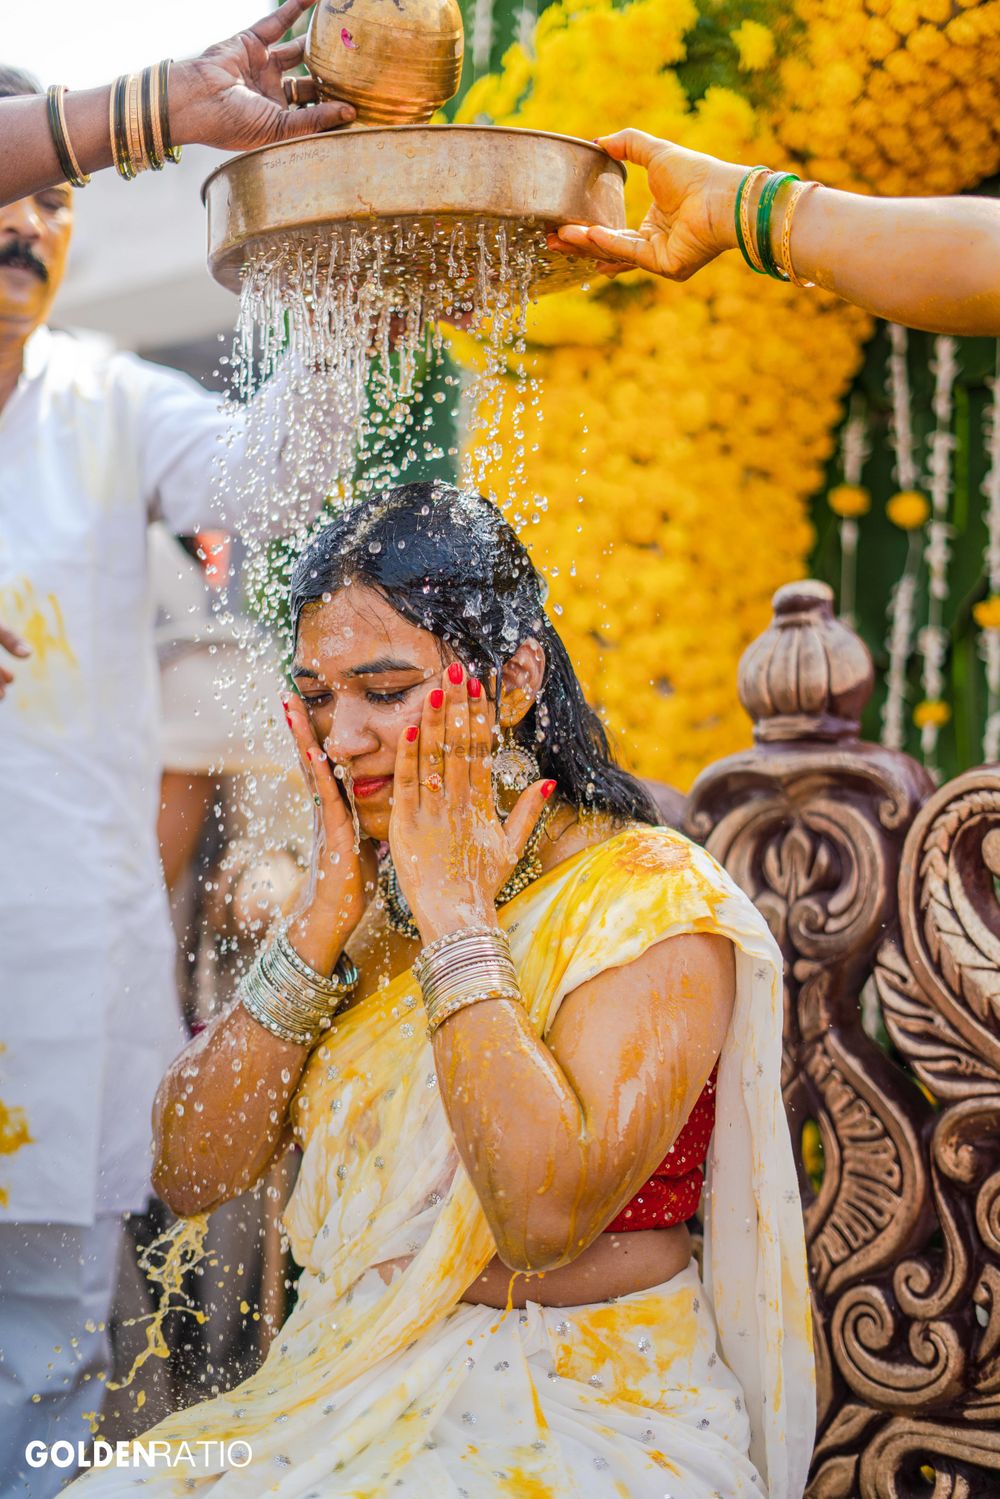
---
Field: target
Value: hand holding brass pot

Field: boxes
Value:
[305,0,464,125]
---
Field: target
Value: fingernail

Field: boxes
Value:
[340,104,356,119]
[405,725,419,742]
[447,662,463,685]
[541,780,557,799]
[468,677,482,699]
[429,688,445,709]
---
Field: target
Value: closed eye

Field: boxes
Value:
[365,687,415,705]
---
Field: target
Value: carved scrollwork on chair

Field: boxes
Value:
[686,582,938,1495]
[869,769,1000,1490]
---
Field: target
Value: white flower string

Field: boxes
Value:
[916,335,958,775]
[472,0,495,76]
[517,0,538,50]
[881,323,922,751]
[837,398,869,630]
[982,342,1000,762]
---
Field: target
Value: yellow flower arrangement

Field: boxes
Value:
[974,596,1000,629]
[887,490,931,529]
[453,0,1000,787]
[827,484,871,518]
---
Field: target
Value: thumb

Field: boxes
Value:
[277,100,355,139]
[0,624,30,658]
[504,780,557,862]
[595,128,661,168]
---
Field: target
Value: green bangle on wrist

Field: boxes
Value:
[756,171,800,280]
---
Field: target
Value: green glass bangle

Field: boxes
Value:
[733,165,769,276]
[756,171,799,280]
[113,74,135,181]
[140,65,162,171]
[158,59,182,165]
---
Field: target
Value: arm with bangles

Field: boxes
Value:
[428,931,733,1273]
[553,130,1000,337]
[0,0,355,209]
[151,697,375,1218]
[390,661,735,1274]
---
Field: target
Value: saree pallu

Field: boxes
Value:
[70,827,815,1498]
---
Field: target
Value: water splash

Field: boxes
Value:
[114,221,554,1418]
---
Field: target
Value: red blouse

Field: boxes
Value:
[603,1065,717,1232]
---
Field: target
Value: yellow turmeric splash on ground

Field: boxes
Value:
[99,1214,210,1422]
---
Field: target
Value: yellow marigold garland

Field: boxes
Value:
[453,0,1000,788]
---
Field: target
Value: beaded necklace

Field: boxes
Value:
[377,805,554,941]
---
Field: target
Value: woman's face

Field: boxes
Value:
[292,584,454,841]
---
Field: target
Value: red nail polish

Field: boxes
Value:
[468,677,482,699]
[405,725,419,742]
[447,662,464,685]
[429,688,444,709]
[541,780,557,799]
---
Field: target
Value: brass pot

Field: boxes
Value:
[305,0,464,125]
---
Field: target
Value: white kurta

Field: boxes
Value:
[0,327,344,1226]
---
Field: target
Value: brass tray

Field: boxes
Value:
[202,125,626,297]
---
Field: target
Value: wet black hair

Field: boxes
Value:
[289,481,660,826]
[0,66,43,98]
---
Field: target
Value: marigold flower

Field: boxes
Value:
[887,491,931,529]
[827,484,871,518]
[973,596,1000,630]
[913,699,951,728]
[730,19,775,70]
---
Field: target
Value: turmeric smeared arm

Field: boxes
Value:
[430,930,735,1274]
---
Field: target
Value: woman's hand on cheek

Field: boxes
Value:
[282,694,376,942]
[388,664,554,945]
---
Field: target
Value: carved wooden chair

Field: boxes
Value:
[684,581,1000,1499]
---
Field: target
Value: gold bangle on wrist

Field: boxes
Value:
[124,72,148,175]
[738,165,769,274]
[779,179,819,288]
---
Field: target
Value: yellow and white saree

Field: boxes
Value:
[72,827,814,1497]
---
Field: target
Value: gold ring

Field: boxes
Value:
[286,76,305,106]
[421,773,444,793]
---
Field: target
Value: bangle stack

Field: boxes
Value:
[238,920,358,1047]
[46,86,90,187]
[108,61,181,181]
[734,166,817,287]
[413,925,522,1036]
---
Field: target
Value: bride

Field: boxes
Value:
[72,480,814,1497]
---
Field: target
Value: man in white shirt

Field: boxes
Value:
[0,67,347,1492]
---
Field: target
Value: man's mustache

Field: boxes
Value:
[0,241,48,283]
